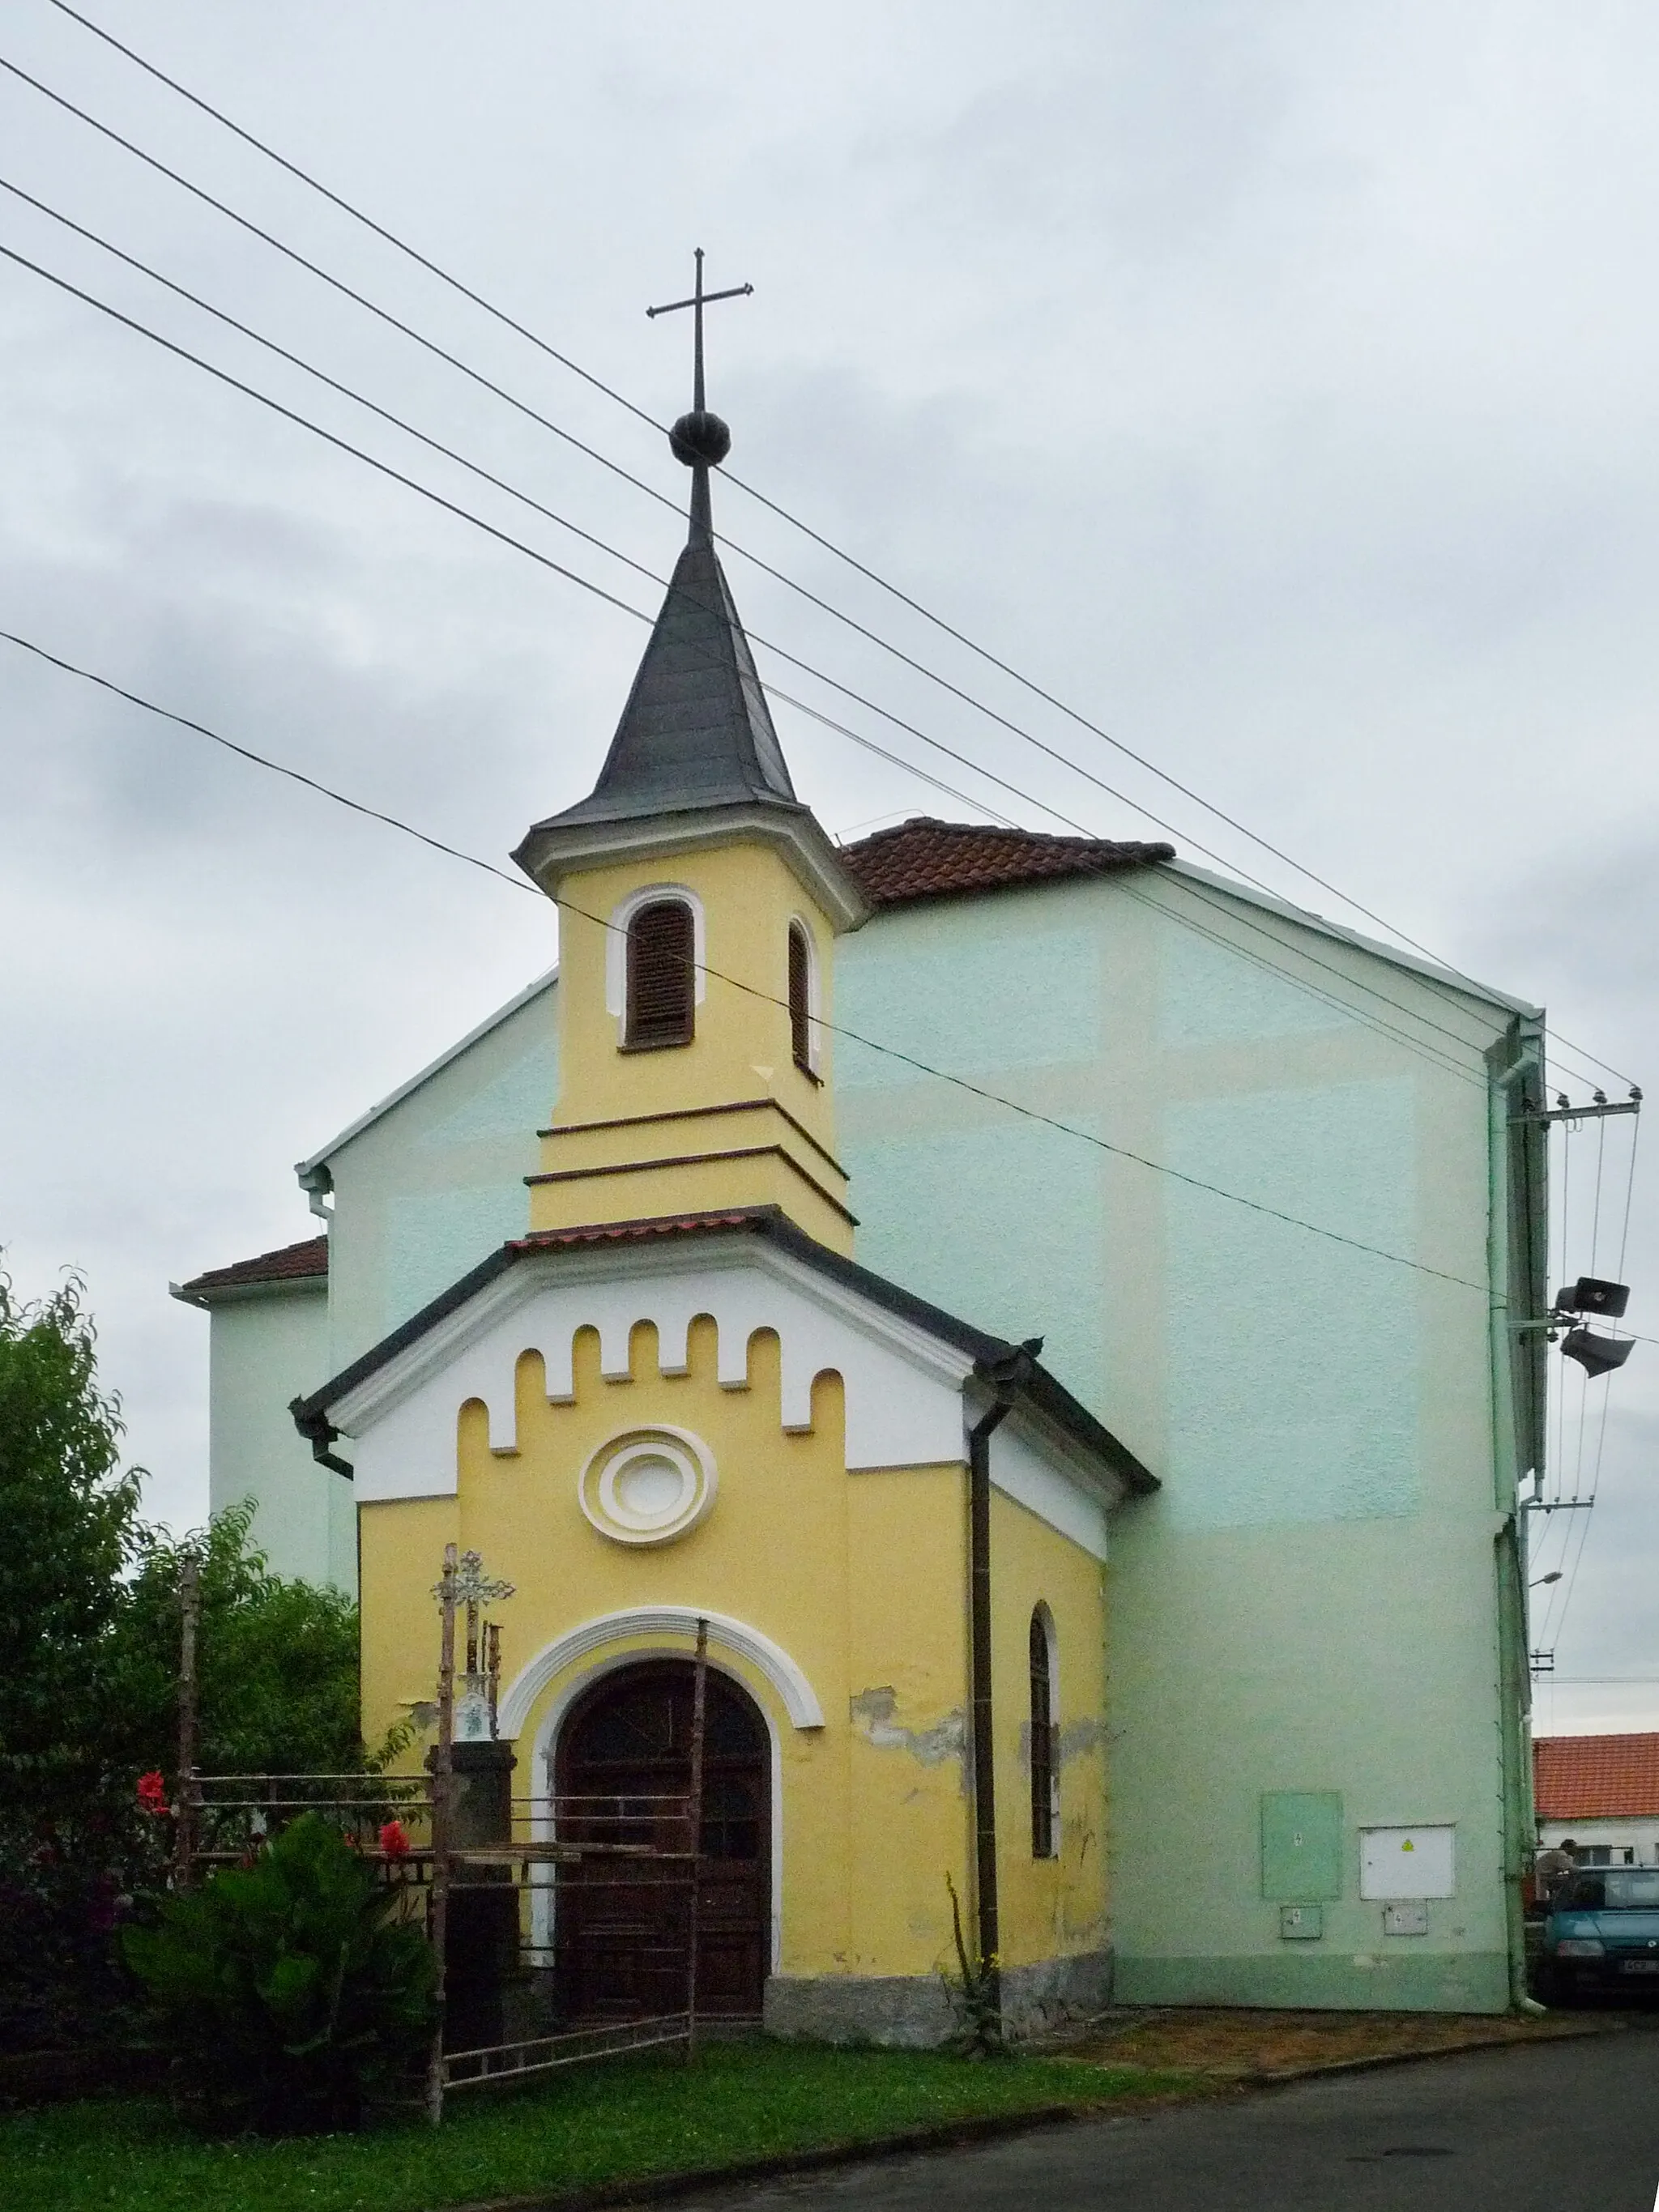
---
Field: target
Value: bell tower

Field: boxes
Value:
[512,256,868,1255]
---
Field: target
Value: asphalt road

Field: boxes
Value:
[680,2031,1659,2212]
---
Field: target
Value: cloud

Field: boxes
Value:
[2,0,1657,1645]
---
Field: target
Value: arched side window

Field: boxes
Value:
[625,897,695,1050]
[1030,1606,1058,1860]
[787,921,816,1076]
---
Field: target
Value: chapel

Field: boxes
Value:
[185,292,1553,2026]
[291,366,1158,2041]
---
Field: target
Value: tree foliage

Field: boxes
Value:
[110,1501,362,1782]
[0,1267,373,2051]
[124,1814,436,2133]
[0,1271,143,1815]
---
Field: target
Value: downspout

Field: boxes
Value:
[967,1337,1043,2020]
[289,1398,354,1480]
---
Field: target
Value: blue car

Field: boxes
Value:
[1539,1867,1659,2002]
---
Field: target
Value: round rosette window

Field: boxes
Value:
[578,1426,718,1546]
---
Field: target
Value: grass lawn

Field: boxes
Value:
[1,2039,1187,2212]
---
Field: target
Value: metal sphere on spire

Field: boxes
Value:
[669,409,732,467]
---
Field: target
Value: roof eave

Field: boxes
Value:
[514,802,871,934]
[170,1272,327,1310]
[1162,859,1542,1021]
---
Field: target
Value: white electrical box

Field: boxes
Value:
[1359,1824,1455,1900]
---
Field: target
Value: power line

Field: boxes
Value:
[1539,1112,1644,1656]
[0,235,1024,831]
[14,15,1637,1095]
[1,181,1498,1085]
[0,228,1504,1093]
[0,177,1194,856]
[0,625,534,891]
[0,58,1151,837]
[0,624,1501,1298]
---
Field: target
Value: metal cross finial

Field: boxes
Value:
[431,1548,515,1609]
[646,248,752,414]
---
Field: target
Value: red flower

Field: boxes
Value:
[136,1771,168,1817]
[342,1831,359,1850]
[378,1820,412,1860]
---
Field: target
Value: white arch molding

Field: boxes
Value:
[497,1605,825,1738]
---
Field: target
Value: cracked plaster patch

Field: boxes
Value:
[850,1686,965,1766]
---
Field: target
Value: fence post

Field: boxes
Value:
[684,1617,708,2062]
[173,1554,201,1890]
[426,1543,458,2126]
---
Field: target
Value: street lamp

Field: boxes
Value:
[1530,1571,1563,1588]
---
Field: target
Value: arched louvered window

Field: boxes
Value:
[625,897,695,1049]
[1030,1608,1057,1860]
[787,922,813,1075]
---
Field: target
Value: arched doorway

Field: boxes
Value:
[553,1659,770,2021]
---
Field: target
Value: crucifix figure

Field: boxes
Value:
[647,247,752,469]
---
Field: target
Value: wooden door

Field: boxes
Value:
[553,1660,770,2020]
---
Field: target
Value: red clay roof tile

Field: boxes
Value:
[1533,1733,1659,1820]
[510,1210,766,1255]
[176,1235,329,1299]
[838,816,1173,907]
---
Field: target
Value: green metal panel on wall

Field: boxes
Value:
[1261,1792,1344,1901]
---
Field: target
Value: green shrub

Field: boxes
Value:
[124,1814,436,2134]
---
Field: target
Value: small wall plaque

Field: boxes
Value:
[1280,1903,1323,1941]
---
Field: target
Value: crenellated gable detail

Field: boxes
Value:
[336,1241,972,1499]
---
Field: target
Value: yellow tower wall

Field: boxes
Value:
[531,842,852,1251]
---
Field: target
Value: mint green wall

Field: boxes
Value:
[207,1285,350,1590]
[319,980,557,1375]
[1163,1079,1418,1529]
[837,867,1524,2011]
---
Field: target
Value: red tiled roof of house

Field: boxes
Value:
[1533,1733,1659,1820]
[838,817,1174,907]
[175,1235,329,1302]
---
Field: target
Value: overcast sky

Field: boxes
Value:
[2,1,1656,1731]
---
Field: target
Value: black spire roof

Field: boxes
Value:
[529,465,801,835]
[513,261,866,929]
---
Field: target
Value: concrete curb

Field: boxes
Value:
[1239,2010,1652,2087]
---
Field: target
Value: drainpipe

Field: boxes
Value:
[967,1338,1043,2017]
[289,1398,354,1479]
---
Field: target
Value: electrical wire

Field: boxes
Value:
[1542,1112,1644,1660]
[0,159,1069,837]
[10,16,1639,1097]
[0,226,1504,1093]
[0,236,1026,832]
[0,623,1506,1298]
[0,57,1196,849]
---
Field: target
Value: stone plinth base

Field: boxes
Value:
[762,1950,1114,2048]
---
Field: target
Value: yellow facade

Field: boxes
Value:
[531,843,853,1253]
[358,1311,1107,1990]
